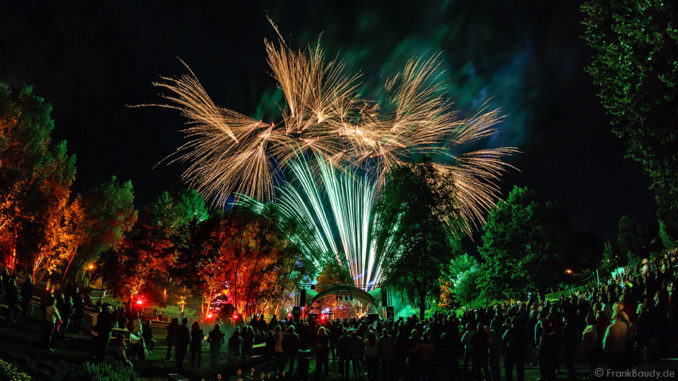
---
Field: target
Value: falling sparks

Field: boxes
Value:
[145,23,517,286]
[144,30,514,211]
[237,153,399,291]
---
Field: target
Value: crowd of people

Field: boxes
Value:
[134,249,677,380]
[2,248,677,380]
[0,268,35,324]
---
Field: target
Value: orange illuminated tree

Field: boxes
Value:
[97,189,207,301]
[180,208,307,318]
[0,84,76,273]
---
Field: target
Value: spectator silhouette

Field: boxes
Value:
[207,323,225,375]
[190,321,204,369]
[175,317,190,369]
[166,318,179,360]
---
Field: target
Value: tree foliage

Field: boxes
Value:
[478,186,575,300]
[97,189,206,300]
[440,253,481,309]
[375,162,456,319]
[97,196,308,318]
[617,214,647,266]
[582,0,678,244]
[182,208,306,317]
[315,261,352,292]
[62,176,137,283]
[32,195,85,282]
[454,266,482,308]
[0,84,78,274]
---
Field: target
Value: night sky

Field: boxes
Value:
[0,0,657,241]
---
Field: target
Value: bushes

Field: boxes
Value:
[0,358,31,381]
[83,362,139,381]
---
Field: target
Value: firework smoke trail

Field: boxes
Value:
[237,153,399,290]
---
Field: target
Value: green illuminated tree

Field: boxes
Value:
[375,162,456,319]
[440,254,481,309]
[582,0,678,246]
[454,266,482,309]
[478,186,574,300]
[61,176,137,284]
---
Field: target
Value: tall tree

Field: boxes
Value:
[32,195,85,282]
[0,84,76,271]
[62,176,137,283]
[375,162,456,319]
[582,0,678,246]
[440,254,481,309]
[98,189,206,301]
[616,215,647,266]
[179,208,306,317]
[478,186,574,300]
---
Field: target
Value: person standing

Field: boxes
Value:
[379,330,396,381]
[284,325,300,375]
[166,318,179,360]
[336,328,350,380]
[207,324,225,376]
[142,320,156,352]
[472,323,490,381]
[537,315,559,381]
[273,326,285,373]
[602,311,629,370]
[503,317,527,381]
[128,312,145,360]
[190,321,204,370]
[487,322,501,381]
[4,276,22,323]
[364,331,379,381]
[175,318,191,369]
[19,276,33,319]
[59,294,73,337]
[228,327,243,371]
[347,330,364,381]
[93,304,115,360]
[71,287,85,333]
[43,295,61,351]
[561,313,578,381]
[460,322,476,378]
[315,326,330,379]
[582,313,600,379]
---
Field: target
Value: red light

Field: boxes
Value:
[232,314,238,320]
[320,314,326,321]
[136,299,143,306]
[207,313,213,319]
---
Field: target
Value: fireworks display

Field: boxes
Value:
[148,27,515,287]
[237,153,399,290]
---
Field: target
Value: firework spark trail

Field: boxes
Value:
[237,153,399,290]
[147,27,516,286]
[147,36,514,212]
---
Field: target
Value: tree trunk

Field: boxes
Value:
[61,251,77,285]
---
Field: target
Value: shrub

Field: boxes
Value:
[0,359,31,381]
[83,361,139,381]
